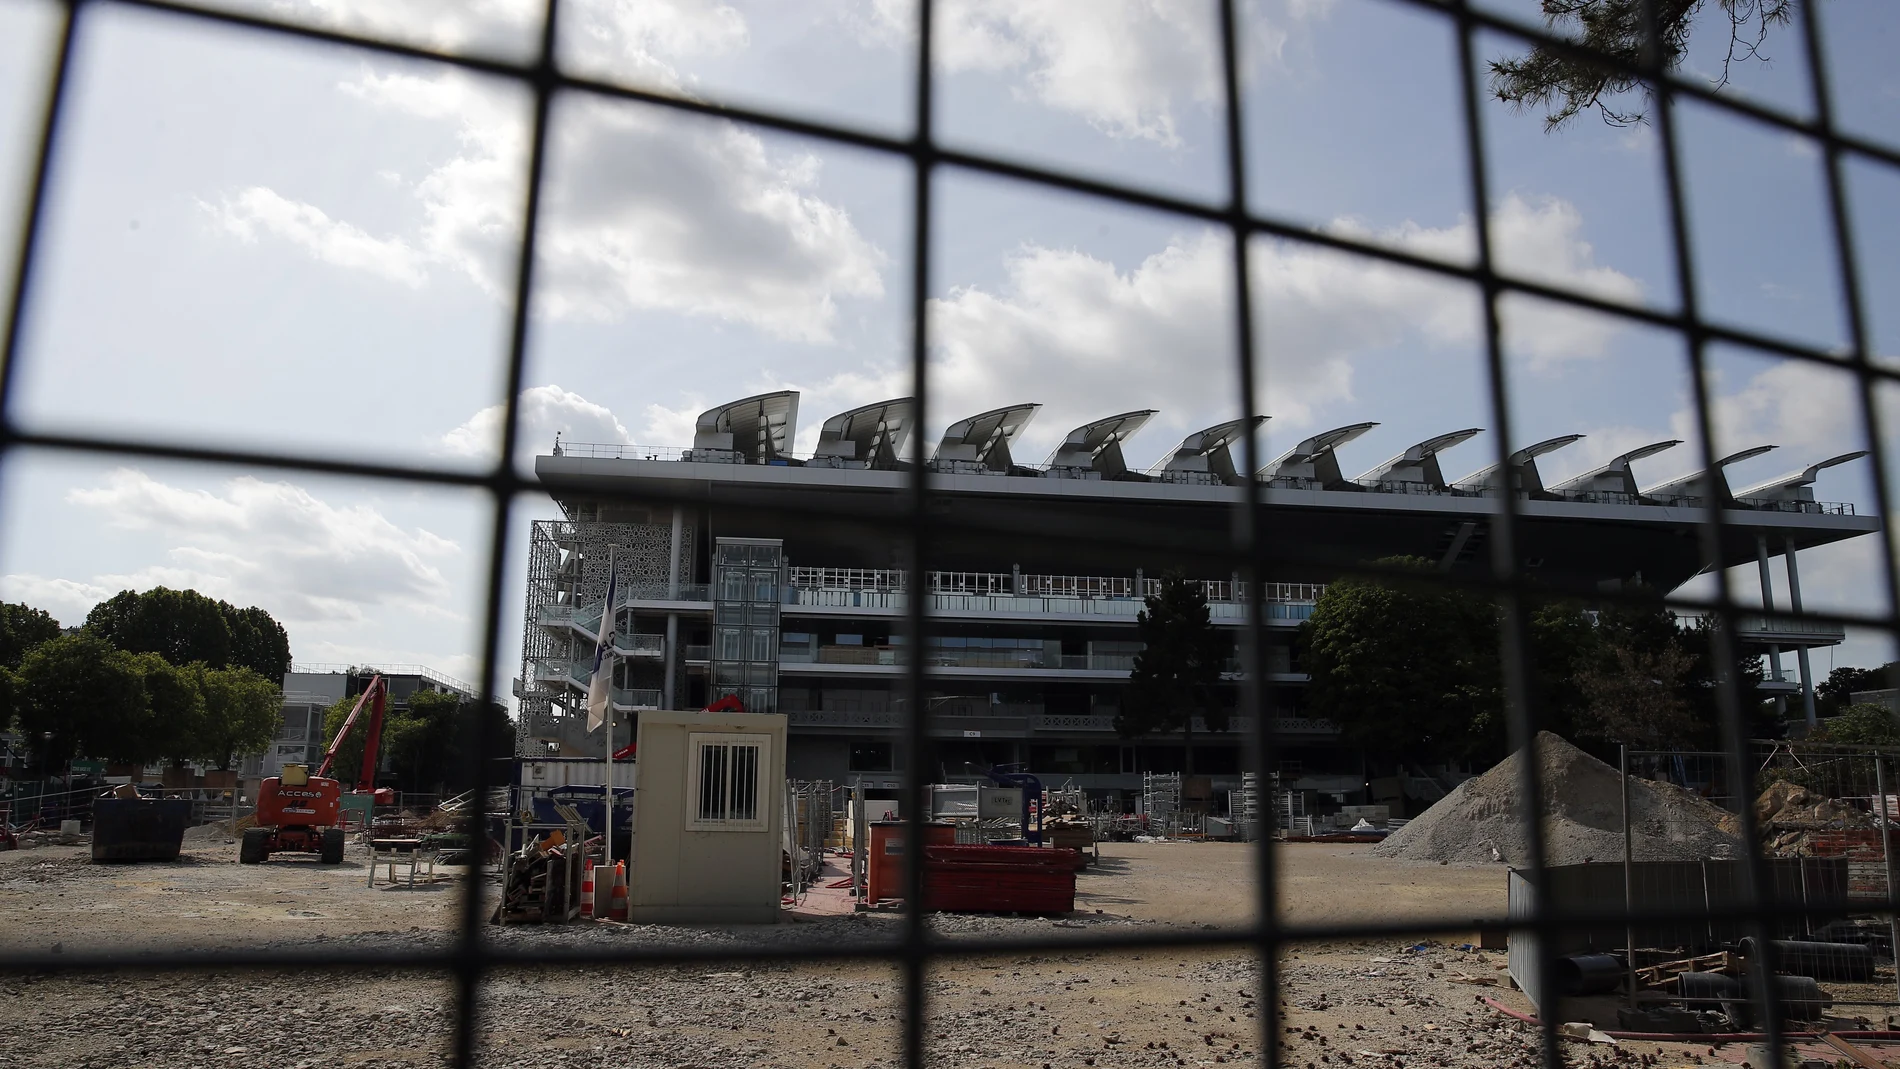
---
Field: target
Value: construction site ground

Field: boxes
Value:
[0,837,1889,1068]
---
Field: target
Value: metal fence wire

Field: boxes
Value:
[1,1,1897,1067]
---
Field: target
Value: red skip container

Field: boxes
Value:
[921,844,1082,914]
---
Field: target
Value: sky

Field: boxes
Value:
[0,0,1895,697]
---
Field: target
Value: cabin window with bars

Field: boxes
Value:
[687,732,770,831]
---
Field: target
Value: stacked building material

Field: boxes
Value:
[493,835,587,924]
[922,844,1081,914]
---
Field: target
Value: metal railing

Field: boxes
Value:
[289,662,477,696]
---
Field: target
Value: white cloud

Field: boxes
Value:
[909,195,1639,460]
[212,57,886,342]
[532,96,886,339]
[1686,359,1868,462]
[440,384,636,465]
[206,187,430,287]
[0,574,113,630]
[38,469,461,628]
[859,0,1304,146]
[601,194,1637,462]
[559,0,749,88]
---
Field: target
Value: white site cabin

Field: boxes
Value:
[629,710,788,924]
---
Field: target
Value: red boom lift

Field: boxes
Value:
[241,673,397,864]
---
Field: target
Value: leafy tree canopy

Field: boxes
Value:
[1489,0,1792,130]
[127,651,208,767]
[0,602,61,670]
[193,665,282,771]
[1812,702,1900,747]
[14,633,152,772]
[323,685,511,794]
[1300,558,1504,762]
[1818,663,1894,717]
[1115,573,1234,776]
[85,587,290,682]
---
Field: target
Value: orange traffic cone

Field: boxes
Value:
[611,860,629,920]
[579,863,596,919]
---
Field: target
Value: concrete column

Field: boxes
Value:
[1784,536,1818,727]
[664,506,683,710]
[1757,534,1787,720]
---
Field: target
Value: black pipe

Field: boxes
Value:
[1555,953,1625,996]
[1739,937,1875,983]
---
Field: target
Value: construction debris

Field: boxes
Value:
[1373,732,1744,865]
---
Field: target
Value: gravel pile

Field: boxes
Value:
[1373,731,1743,865]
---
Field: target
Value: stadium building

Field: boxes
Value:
[515,391,1876,812]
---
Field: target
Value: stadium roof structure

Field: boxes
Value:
[691,390,800,465]
[542,391,1879,592]
[1147,416,1267,485]
[1734,450,1871,505]
[1643,445,1778,504]
[810,397,914,470]
[933,403,1041,473]
[1358,428,1483,491]
[1045,410,1157,478]
[1546,440,1682,498]
[1457,434,1585,496]
[1258,422,1378,491]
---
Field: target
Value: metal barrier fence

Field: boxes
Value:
[2,1,1897,1067]
[1627,746,1900,1011]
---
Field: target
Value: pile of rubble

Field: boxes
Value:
[1756,780,1887,857]
[1374,732,1744,865]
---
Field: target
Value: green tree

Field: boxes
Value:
[1522,597,1604,746]
[194,666,281,770]
[1677,614,1770,741]
[1814,702,1900,746]
[1115,573,1234,778]
[86,587,233,669]
[1300,558,1503,762]
[14,633,152,772]
[128,652,209,767]
[1576,639,1700,748]
[0,602,62,670]
[1818,663,1892,717]
[1488,0,1792,130]
[84,587,292,682]
[222,604,292,683]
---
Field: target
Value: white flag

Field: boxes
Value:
[585,570,617,731]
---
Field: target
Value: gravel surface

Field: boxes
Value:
[0,834,1579,1068]
[1373,732,1744,866]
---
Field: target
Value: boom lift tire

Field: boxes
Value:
[319,827,345,865]
[239,827,269,865]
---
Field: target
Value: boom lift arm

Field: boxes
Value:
[316,673,388,793]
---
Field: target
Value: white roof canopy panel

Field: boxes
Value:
[1358,428,1482,489]
[1643,445,1777,501]
[934,403,1041,471]
[1259,421,1379,488]
[1734,450,1869,503]
[1547,439,1681,497]
[812,397,915,468]
[693,390,800,463]
[1046,410,1157,476]
[1458,433,1584,494]
[1148,415,1267,483]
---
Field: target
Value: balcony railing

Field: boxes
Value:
[612,632,665,655]
[1733,613,1847,644]
[788,567,1323,604]
[784,646,1179,673]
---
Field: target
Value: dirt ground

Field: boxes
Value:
[0,837,1874,1068]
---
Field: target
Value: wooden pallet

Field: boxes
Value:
[1637,950,1742,988]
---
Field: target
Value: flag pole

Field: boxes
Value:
[602,543,616,880]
